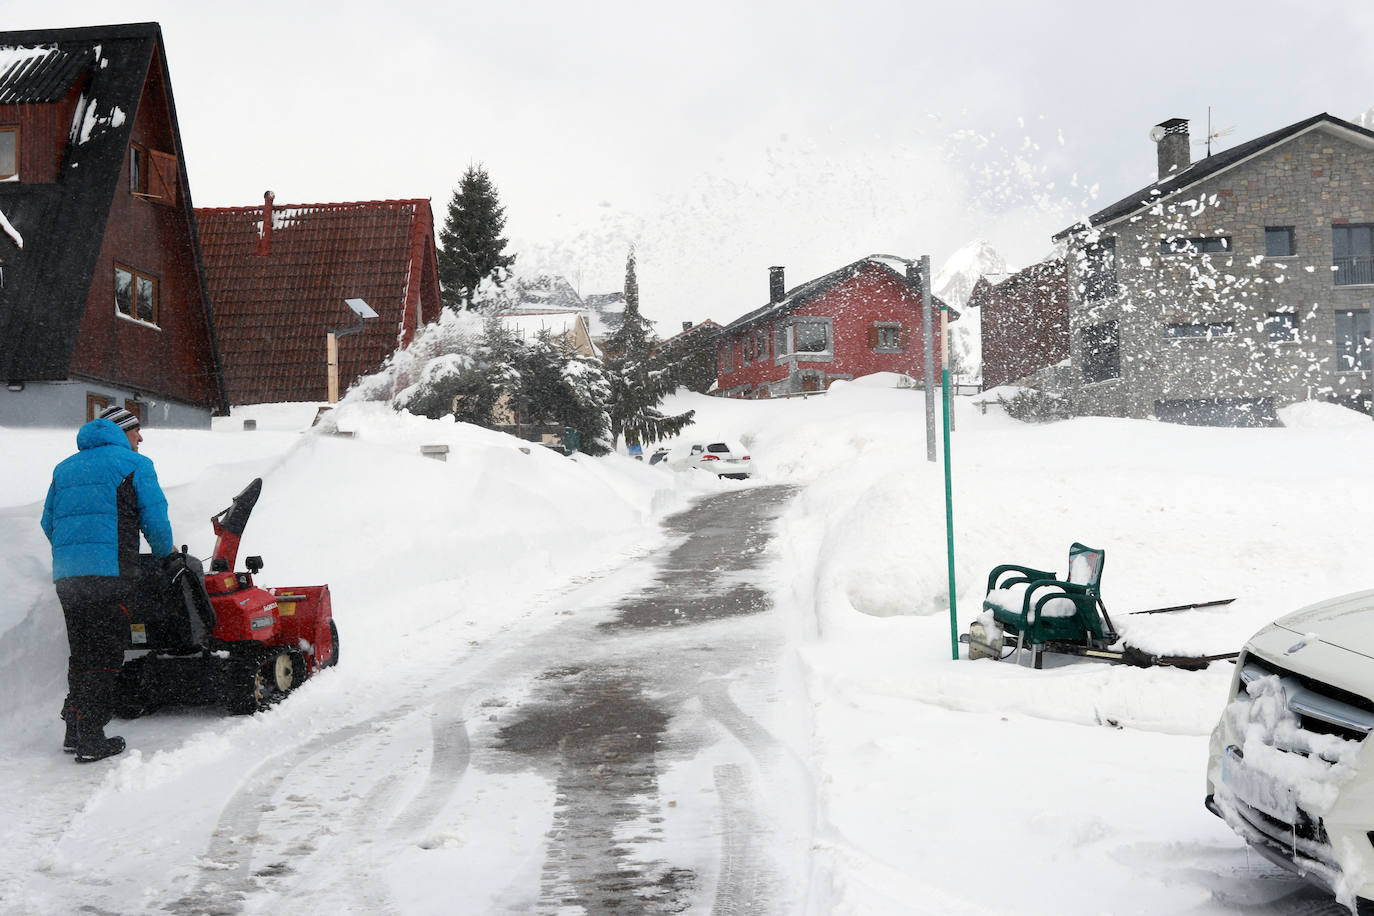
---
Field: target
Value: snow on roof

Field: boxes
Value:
[0,44,57,74]
[865,253,915,276]
[0,206,23,249]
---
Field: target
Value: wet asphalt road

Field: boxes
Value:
[493,484,798,914]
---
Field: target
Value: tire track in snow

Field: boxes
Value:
[711,763,775,915]
[387,692,471,838]
[165,717,396,915]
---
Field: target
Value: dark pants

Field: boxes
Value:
[57,576,131,734]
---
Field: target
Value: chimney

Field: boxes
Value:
[682,321,692,332]
[769,266,785,303]
[256,190,275,256]
[1153,118,1190,180]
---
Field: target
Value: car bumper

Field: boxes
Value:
[1205,636,1374,905]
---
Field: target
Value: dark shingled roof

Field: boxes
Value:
[0,22,228,412]
[721,255,952,333]
[0,44,95,103]
[1054,112,1374,240]
[196,198,438,406]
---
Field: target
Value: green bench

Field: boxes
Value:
[980,542,1117,668]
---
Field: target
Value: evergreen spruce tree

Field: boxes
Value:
[438,165,516,311]
[516,332,611,455]
[603,245,694,449]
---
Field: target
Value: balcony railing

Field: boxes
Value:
[1334,256,1374,286]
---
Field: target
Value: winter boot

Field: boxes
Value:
[62,709,78,754]
[73,720,125,764]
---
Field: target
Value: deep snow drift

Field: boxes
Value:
[3,383,1372,914]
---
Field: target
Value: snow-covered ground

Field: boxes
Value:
[3,382,1372,913]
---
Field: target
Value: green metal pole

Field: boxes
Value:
[942,345,958,660]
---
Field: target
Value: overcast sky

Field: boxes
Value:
[7,1,1374,331]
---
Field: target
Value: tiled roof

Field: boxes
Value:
[1054,112,1374,239]
[196,198,438,405]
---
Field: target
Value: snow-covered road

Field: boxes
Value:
[1,474,812,914]
[8,387,1374,914]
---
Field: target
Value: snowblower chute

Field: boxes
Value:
[115,478,337,716]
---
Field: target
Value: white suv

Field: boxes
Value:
[1206,588,1374,907]
[669,441,752,479]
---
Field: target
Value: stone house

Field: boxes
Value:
[1055,113,1374,425]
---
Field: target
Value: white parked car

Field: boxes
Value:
[1206,588,1374,907]
[668,440,752,479]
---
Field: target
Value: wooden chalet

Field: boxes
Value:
[196,194,441,405]
[971,258,1069,390]
[0,22,229,428]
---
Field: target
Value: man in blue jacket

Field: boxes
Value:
[41,406,175,763]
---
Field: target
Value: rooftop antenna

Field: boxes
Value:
[1194,105,1234,157]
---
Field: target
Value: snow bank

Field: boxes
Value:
[0,403,705,736]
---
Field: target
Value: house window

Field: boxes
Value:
[1264,227,1295,257]
[123,399,145,426]
[718,341,735,374]
[1159,236,1231,255]
[756,326,770,361]
[115,264,159,325]
[871,323,903,351]
[130,143,147,194]
[1334,309,1371,371]
[1082,238,1117,301]
[743,332,755,365]
[1264,312,1299,343]
[1163,321,1235,339]
[1081,320,1120,383]
[85,392,112,420]
[0,126,16,180]
[793,322,828,353]
[1332,225,1374,286]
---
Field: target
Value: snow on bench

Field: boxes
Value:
[985,582,1078,623]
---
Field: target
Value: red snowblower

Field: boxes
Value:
[115,478,337,716]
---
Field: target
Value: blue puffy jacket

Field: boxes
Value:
[41,418,175,581]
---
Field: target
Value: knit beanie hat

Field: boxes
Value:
[98,405,140,431]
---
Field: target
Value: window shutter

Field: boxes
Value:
[868,326,880,347]
[897,327,908,349]
[149,151,178,204]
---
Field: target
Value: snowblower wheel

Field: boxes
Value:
[321,619,339,668]
[226,649,297,715]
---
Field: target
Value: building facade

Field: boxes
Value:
[973,258,1069,390]
[0,23,228,428]
[1058,113,1374,425]
[714,256,948,398]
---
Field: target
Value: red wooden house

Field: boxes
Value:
[0,22,229,428]
[196,194,440,406]
[970,258,1069,389]
[714,256,952,398]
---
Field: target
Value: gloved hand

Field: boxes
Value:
[162,548,190,583]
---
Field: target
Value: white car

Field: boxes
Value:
[1205,588,1374,907]
[669,440,752,479]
